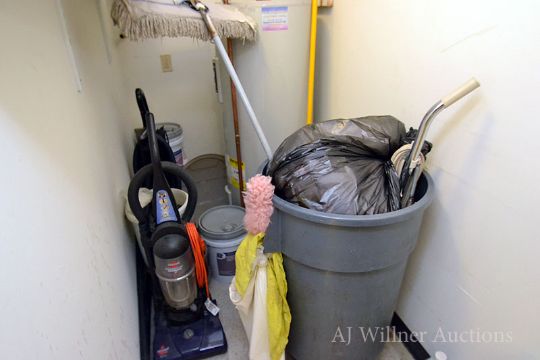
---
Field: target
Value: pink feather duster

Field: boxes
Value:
[243,175,274,235]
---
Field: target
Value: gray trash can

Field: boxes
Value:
[263,170,434,360]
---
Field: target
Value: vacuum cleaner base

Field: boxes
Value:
[153,307,227,360]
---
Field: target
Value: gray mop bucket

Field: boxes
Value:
[263,165,434,360]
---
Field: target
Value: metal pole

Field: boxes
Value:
[401,78,480,207]
[190,0,273,160]
[213,35,273,160]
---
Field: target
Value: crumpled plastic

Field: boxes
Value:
[268,116,406,215]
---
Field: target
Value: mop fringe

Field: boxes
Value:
[111,0,256,41]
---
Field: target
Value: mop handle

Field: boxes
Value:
[190,0,273,161]
[213,36,273,160]
[441,78,480,108]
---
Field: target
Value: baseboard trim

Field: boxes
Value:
[391,313,431,360]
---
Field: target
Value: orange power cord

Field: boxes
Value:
[186,222,210,298]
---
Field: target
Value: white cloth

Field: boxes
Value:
[229,251,285,360]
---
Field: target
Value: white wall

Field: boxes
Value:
[0,0,139,358]
[315,1,539,358]
[116,36,224,163]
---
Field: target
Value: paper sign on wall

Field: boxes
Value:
[261,6,288,32]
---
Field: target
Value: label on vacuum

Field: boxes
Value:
[156,190,178,224]
[205,298,220,316]
[166,260,183,273]
[156,345,170,359]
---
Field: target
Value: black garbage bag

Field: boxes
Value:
[268,116,406,215]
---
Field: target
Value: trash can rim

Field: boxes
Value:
[270,172,434,227]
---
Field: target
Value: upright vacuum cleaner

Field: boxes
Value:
[128,89,227,360]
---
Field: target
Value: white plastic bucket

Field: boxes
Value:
[161,122,184,166]
[198,205,246,282]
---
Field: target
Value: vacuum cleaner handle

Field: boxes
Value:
[128,162,198,223]
[144,112,184,224]
[136,88,150,128]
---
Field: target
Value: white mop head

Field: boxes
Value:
[112,0,256,41]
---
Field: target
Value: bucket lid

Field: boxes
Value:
[198,205,246,240]
[159,122,183,138]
